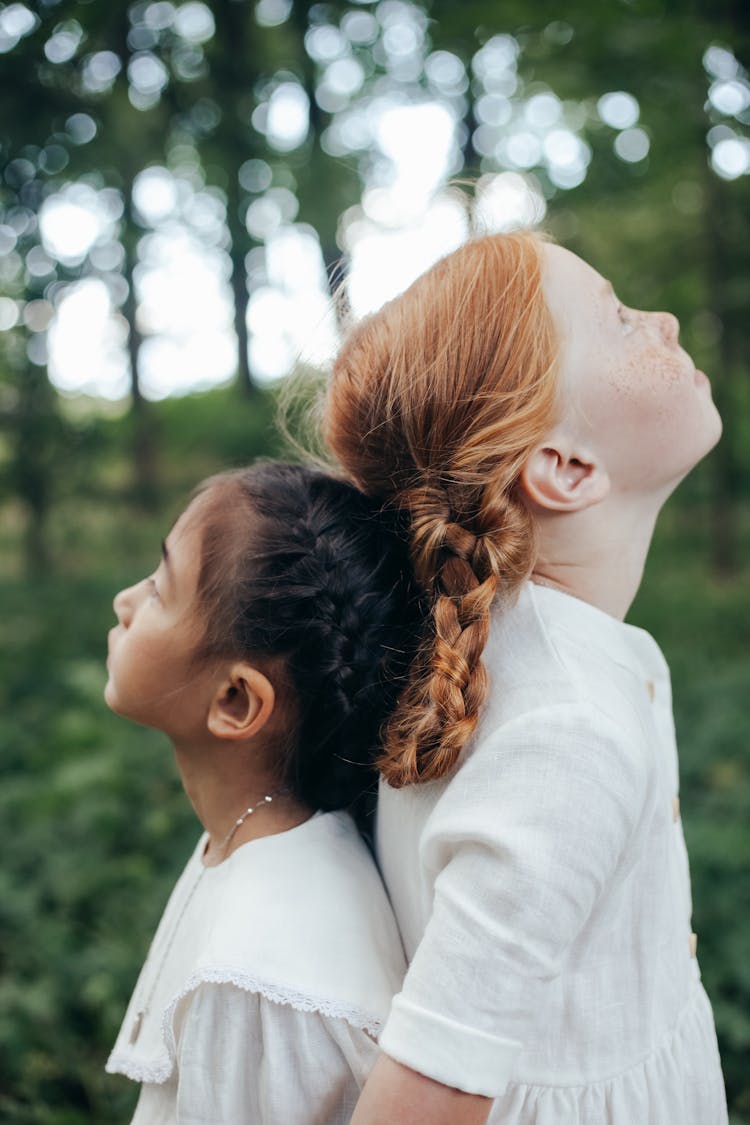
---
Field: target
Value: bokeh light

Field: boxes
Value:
[711,136,750,179]
[0,3,37,53]
[40,184,114,265]
[18,12,746,404]
[597,91,640,129]
[614,127,650,163]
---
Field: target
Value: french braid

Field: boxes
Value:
[323,231,559,786]
[192,462,421,809]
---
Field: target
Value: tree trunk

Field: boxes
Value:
[224,166,257,397]
[211,0,261,396]
[122,182,160,510]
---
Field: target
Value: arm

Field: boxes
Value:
[363,703,650,1106]
[351,1054,492,1125]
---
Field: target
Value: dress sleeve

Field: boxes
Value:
[378,701,651,1097]
[172,982,379,1124]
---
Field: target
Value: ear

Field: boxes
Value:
[206,663,276,743]
[520,439,610,513]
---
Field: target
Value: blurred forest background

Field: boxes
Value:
[0,0,748,1121]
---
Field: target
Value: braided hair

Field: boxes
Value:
[192,461,421,811]
[322,231,559,787]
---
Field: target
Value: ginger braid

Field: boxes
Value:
[322,231,559,787]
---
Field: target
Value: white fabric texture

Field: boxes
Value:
[376,581,727,1124]
[130,988,376,1125]
[107,810,406,1124]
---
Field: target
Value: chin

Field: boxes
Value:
[103,680,132,721]
[693,411,723,469]
[103,679,116,710]
[672,417,723,490]
[694,395,723,454]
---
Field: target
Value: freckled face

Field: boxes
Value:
[104,502,217,742]
[541,244,722,496]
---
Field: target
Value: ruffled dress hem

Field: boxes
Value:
[489,984,727,1125]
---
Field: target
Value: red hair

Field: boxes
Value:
[323,231,559,787]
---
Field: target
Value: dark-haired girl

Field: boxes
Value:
[104,462,418,1124]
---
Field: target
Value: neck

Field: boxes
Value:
[172,737,312,865]
[530,495,661,621]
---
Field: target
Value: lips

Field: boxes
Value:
[107,627,119,664]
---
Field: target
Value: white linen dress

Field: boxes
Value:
[107,810,406,1124]
[376,582,727,1124]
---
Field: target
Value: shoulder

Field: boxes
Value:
[195,812,405,1030]
[211,810,400,938]
[477,582,660,749]
[379,588,660,850]
[106,818,399,1085]
[401,586,660,852]
[227,811,392,912]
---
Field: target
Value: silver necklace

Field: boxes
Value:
[214,788,290,860]
[128,788,289,1045]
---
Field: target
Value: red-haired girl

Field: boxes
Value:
[322,233,727,1124]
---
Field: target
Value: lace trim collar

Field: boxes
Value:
[106,966,383,1084]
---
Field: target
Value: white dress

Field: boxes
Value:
[107,810,406,1124]
[376,582,727,1124]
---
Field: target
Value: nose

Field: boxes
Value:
[113,583,136,626]
[655,311,680,346]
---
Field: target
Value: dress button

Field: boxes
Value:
[646,679,655,702]
[672,796,680,822]
[689,932,698,958]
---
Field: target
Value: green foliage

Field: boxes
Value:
[0,388,286,1122]
[1,422,749,1119]
[0,576,195,1123]
[154,384,285,480]
[0,0,748,1118]
[631,503,750,1119]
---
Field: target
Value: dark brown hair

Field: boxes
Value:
[190,461,421,811]
[323,231,559,787]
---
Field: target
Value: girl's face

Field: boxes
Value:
[541,244,722,496]
[105,500,217,741]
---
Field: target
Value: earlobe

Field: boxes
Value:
[520,443,610,513]
[207,665,276,742]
